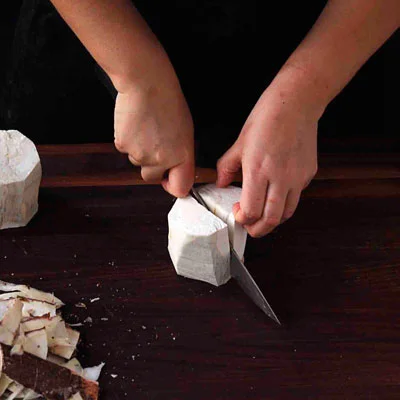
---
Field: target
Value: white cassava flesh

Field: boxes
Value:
[0,341,2,373]
[82,363,105,382]
[0,130,42,230]
[168,196,231,286]
[0,376,13,397]
[198,184,247,260]
[23,329,48,360]
[0,300,23,346]
[68,394,84,400]
[0,281,63,308]
[64,358,84,375]
[0,281,103,399]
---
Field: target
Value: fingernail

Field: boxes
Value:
[232,202,240,216]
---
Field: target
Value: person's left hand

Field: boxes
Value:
[216,77,323,238]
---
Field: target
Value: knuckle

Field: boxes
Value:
[241,208,262,222]
[114,137,126,153]
[266,196,280,206]
[247,162,267,180]
[264,216,281,227]
[282,209,295,221]
[141,169,161,183]
[130,148,146,164]
[247,226,264,239]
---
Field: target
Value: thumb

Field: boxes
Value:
[216,144,242,188]
[162,160,195,198]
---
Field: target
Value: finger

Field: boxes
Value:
[234,166,268,226]
[281,188,301,222]
[141,166,167,183]
[128,154,141,167]
[232,202,240,216]
[216,144,242,188]
[162,160,194,198]
[245,184,287,238]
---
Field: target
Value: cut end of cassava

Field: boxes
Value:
[168,196,231,286]
[198,184,247,260]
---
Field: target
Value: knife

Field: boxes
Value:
[191,187,281,325]
[97,66,281,324]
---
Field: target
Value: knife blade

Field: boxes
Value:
[190,187,281,325]
[98,67,280,324]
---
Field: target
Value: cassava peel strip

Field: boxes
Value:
[1,344,98,400]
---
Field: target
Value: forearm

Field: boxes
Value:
[49,0,177,92]
[270,0,400,117]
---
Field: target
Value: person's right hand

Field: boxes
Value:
[112,42,195,198]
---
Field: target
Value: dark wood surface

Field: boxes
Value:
[1,145,399,400]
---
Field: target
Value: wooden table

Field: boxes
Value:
[1,145,399,400]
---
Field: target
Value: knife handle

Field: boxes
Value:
[95,65,242,185]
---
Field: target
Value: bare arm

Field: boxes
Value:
[218,0,400,237]
[49,0,195,197]
[49,0,170,91]
[274,0,400,114]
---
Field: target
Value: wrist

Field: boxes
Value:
[268,62,331,121]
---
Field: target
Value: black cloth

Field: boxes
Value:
[1,1,398,165]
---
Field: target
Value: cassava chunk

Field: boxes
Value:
[0,299,23,346]
[198,184,247,260]
[168,196,230,286]
[0,281,63,308]
[0,130,41,230]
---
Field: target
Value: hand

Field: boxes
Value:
[112,43,195,198]
[217,74,323,237]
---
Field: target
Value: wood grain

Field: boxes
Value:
[37,144,400,188]
[0,145,399,399]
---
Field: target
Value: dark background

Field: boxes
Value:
[0,1,399,166]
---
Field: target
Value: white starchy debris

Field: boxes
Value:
[20,316,49,332]
[0,375,13,397]
[110,374,118,379]
[23,328,48,360]
[19,389,41,399]
[45,317,69,348]
[83,363,105,382]
[0,281,104,397]
[0,299,23,345]
[51,326,80,360]
[68,393,84,400]
[63,358,84,375]
[10,326,25,356]
[0,296,57,319]
[198,184,247,260]
[89,298,100,303]
[46,353,65,366]
[0,281,63,307]
[0,130,41,230]
[75,303,87,309]
[84,317,93,324]
[68,323,83,327]
[51,326,79,360]
[168,196,230,286]
[5,382,24,400]
[21,300,57,319]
